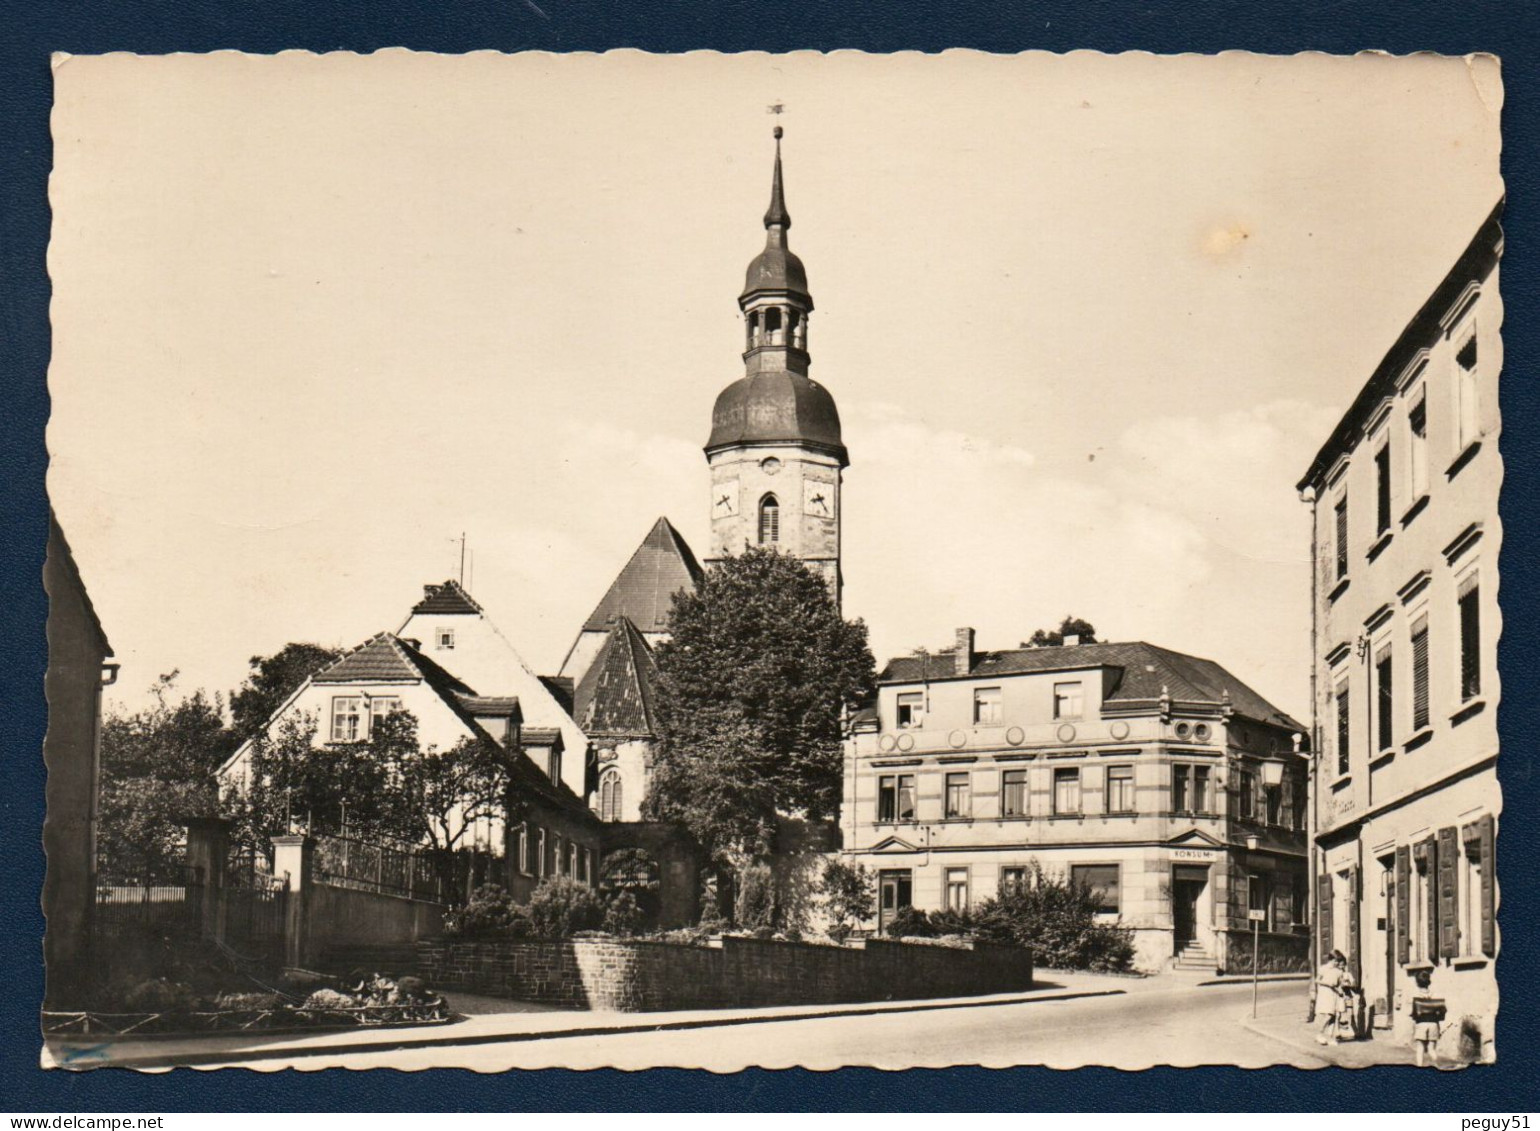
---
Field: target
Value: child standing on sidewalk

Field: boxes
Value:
[1410,969,1446,1067]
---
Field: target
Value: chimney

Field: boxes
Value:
[954,627,975,675]
[1063,633,1081,647]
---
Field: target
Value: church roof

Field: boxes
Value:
[879,640,1302,732]
[409,580,484,616]
[573,617,661,738]
[706,370,846,464]
[580,517,703,635]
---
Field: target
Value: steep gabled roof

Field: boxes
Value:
[580,517,703,635]
[410,580,484,616]
[46,512,112,657]
[880,640,1301,731]
[572,616,661,738]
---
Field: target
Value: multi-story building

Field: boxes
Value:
[842,630,1310,973]
[1297,201,1502,1060]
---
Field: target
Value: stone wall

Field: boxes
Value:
[417,935,1034,1012]
[1219,928,1311,974]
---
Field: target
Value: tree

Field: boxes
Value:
[971,859,1135,971]
[228,643,342,743]
[1026,616,1099,647]
[383,732,519,857]
[817,858,875,940]
[98,673,236,882]
[643,547,877,863]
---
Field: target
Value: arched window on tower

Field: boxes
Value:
[764,307,783,346]
[788,310,803,349]
[759,494,780,544]
[599,768,624,822]
[746,310,760,349]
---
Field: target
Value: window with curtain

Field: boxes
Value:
[1053,767,1081,815]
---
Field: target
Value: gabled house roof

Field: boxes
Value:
[46,512,112,658]
[573,616,661,738]
[410,579,484,616]
[879,640,1301,731]
[579,517,703,635]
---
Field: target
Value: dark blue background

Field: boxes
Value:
[3,0,1534,1112]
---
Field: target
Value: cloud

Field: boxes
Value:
[846,401,1036,472]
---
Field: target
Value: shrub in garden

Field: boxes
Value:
[734,861,776,930]
[883,906,937,938]
[599,848,661,927]
[926,907,974,937]
[970,859,1135,972]
[443,883,533,939]
[817,858,874,941]
[527,876,607,938]
[603,890,646,936]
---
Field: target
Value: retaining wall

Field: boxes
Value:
[1219,928,1311,974]
[416,935,1033,1011]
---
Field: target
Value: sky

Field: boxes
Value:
[46,50,1503,723]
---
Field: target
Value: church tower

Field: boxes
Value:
[705,127,847,607]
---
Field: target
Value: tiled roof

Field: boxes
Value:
[410,580,484,616]
[880,640,1300,730]
[313,634,435,684]
[520,727,564,747]
[573,617,660,738]
[455,694,521,715]
[580,517,703,634]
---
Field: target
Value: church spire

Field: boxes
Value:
[763,125,790,234]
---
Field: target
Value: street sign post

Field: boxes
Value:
[1249,909,1266,1016]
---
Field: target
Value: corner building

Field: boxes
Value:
[843,631,1311,974]
[1298,202,1502,1061]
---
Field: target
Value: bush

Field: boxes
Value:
[527,876,606,938]
[444,883,533,939]
[210,991,283,1012]
[884,906,937,938]
[599,848,661,927]
[122,978,200,1014]
[603,890,646,936]
[971,859,1135,972]
[818,858,875,937]
[735,862,776,930]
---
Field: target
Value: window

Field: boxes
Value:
[944,867,970,912]
[1236,768,1256,820]
[1171,764,1211,815]
[1071,864,1120,915]
[1334,495,1349,580]
[1053,767,1081,815]
[877,774,916,822]
[1335,680,1351,776]
[1105,765,1135,814]
[758,494,780,544]
[1266,776,1283,826]
[895,691,924,729]
[535,827,547,878]
[1275,874,1295,930]
[1408,614,1430,732]
[1455,323,1479,451]
[330,696,363,742]
[1409,392,1429,501]
[599,769,624,822]
[1412,842,1433,963]
[369,695,401,734]
[436,628,455,650]
[548,747,562,787]
[944,772,971,819]
[1001,769,1028,818]
[1459,574,1481,701]
[1375,444,1392,535]
[1000,866,1027,891]
[517,823,530,875]
[1053,680,1084,720]
[973,687,1002,725]
[1248,872,1274,928]
[878,870,913,926]
[1458,836,1480,959]
[1376,642,1394,752]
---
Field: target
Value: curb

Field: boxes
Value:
[1196,973,1311,987]
[53,987,1127,1071]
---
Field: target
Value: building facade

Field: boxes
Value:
[1298,202,1502,1061]
[842,631,1310,973]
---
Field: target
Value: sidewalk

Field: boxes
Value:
[1241,994,1418,1068]
[43,974,1128,1071]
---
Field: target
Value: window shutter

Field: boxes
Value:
[1421,837,1439,961]
[1318,872,1333,959]
[1437,826,1459,959]
[1479,813,1495,958]
[1395,846,1411,966]
[1347,866,1361,982]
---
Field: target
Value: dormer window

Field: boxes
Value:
[1053,680,1084,720]
[973,687,1002,725]
[895,691,924,729]
[436,628,455,650]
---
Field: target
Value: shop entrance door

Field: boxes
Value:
[1172,865,1209,950]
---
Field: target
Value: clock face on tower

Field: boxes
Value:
[803,478,834,518]
[714,479,740,518]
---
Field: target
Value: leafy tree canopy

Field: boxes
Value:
[229,642,342,742]
[98,673,236,881]
[643,547,877,860]
[1026,616,1099,647]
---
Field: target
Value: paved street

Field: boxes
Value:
[192,979,1357,1073]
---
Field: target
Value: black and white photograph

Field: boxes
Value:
[39,49,1503,1073]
